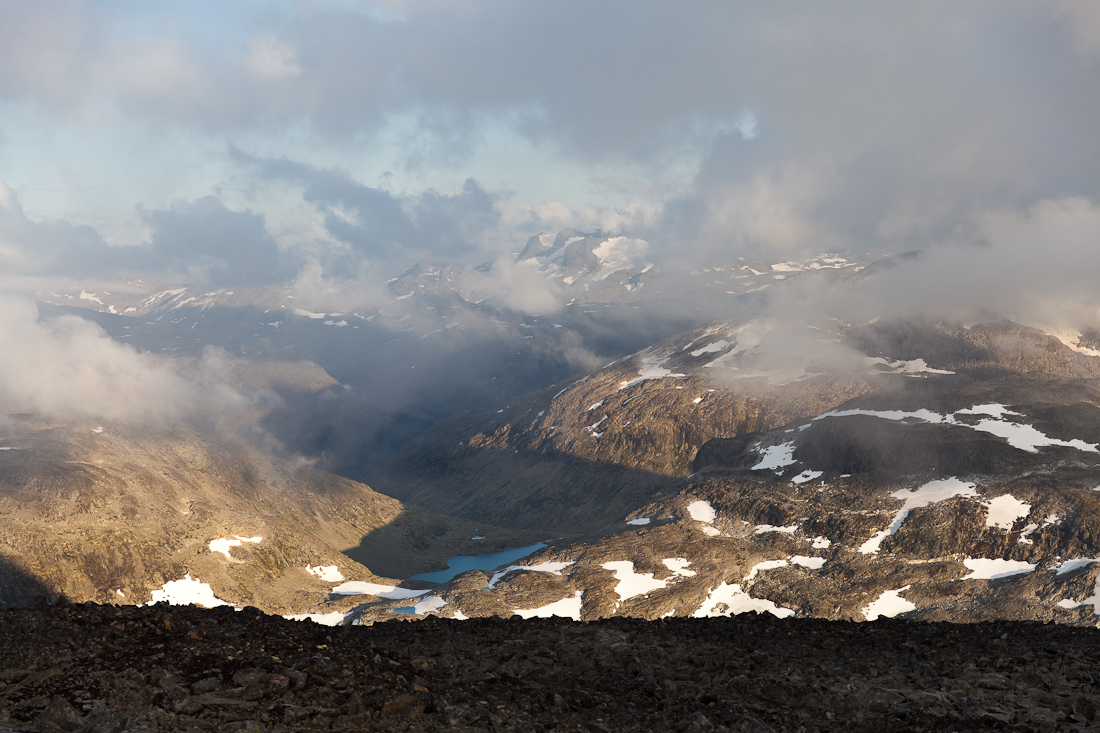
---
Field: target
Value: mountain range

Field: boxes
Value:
[4,233,1100,630]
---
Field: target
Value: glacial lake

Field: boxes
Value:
[410,542,547,583]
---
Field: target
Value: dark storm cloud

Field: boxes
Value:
[0,183,128,277]
[140,196,294,286]
[231,147,500,264]
[0,184,291,287]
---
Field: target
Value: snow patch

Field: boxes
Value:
[487,561,574,590]
[862,586,916,621]
[692,583,795,619]
[602,561,667,601]
[284,611,346,626]
[744,560,787,582]
[1054,557,1100,575]
[1058,570,1100,616]
[619,352,686,389]
[754,524,798,535]
[865,357,954,375]
[306,565,344,582]
[751,442,797,470]
[1048,330,1100,358]
[960,558,1036,580]
[330,582,429,599]
[149,574,229,608]
[209,535,262,560]
[815,408,948,423]
[791,470,823,485]
[967,418,1098,453]
[515,591,583,620]
[744,556,826,581]
[690,340,730,357]
[984,494,1031,529]
[394,596,447,615]
[626,518,651,526]
[686,500,716,523]
[860,478,976,554]
[815,404,1099,454]
[662,558,696,577]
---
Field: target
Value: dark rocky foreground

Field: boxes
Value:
[1,603,1099,733]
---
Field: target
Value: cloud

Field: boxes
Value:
[0,183,127,278]
[0,294,255,425]
[140,196,294,286]
[0,184,293,287]
[232,148,501,265]
[244,33,301,78]
[3,2,1100,327]
[848,196,1100,331]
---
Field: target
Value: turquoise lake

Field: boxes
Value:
[410,542,547,583]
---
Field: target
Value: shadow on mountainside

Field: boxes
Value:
[340,503,552,581]
[367,442,678,535]
[0,555,54,608]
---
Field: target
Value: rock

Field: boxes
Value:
[381,692,426,717]
[217,722,265,733]
[79,711,129,733]
[32,697,83,733]
[191,677,222,694]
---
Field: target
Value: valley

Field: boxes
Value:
[5,243,1100,633]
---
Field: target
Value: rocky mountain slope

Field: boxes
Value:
[368,318,1100,533]
[0,416,542,615]
[10,241,1100,634]
[347,321,1100,627]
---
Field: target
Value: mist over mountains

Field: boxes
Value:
[2,1,1100,640]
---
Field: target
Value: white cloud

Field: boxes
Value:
[245,33,302,78]
[0,294,254,425]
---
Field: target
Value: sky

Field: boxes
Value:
[3,1,1100,425]
[2,0,1098,288]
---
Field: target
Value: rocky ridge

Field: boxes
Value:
[1,601,1099,732]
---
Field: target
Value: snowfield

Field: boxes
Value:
[687,500,721,536]
[815,404,1099,454]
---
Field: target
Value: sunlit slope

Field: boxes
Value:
[0,416,542,612]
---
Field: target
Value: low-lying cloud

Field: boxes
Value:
[0,294,261,426]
